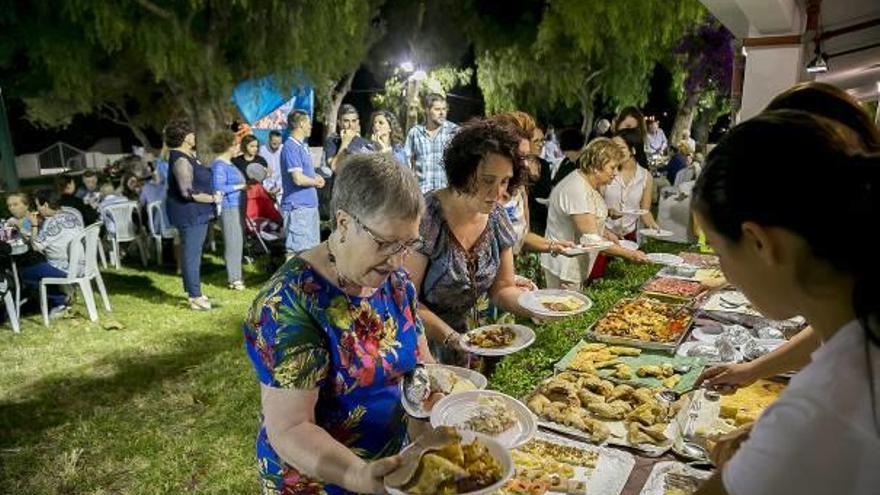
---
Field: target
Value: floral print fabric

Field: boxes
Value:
[243,258,424,495]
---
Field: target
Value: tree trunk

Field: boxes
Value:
[693,106,721,152]
[670,90,702,148]
[321,71,357,138]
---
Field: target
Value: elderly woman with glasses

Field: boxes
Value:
[243,152,432,495]
[405,119,547,364]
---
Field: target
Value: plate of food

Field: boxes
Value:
[461,324,536,357]
[385,427,514,495]
[401,365,488,419]
[518,289,593,317]
[555,341,706,393]
[646,253,685,266]
[618,239,639,251]
[563,236,615,256]
[501,431,636,495]
[588,298,693,351]
[638,461,712,495]
[524,370,681,456]
[431,390,538,449]
[678,252,720,269]
[639,228,674,239]
[641,277,706,300]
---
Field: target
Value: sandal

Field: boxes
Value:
[228,281,246,291]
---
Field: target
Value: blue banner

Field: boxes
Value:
[232,75,314,143]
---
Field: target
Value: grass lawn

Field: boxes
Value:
[0,240,683,494]
[1,254,268,494]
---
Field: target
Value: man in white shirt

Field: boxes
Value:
[645,118,668,156]
[259,130,283,198]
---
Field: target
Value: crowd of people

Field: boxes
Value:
[2,81,877,494]
[239,82,878,495]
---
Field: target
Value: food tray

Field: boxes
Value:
[585,298,694,354]
[677,252,720,269]
[508,431,636,495]
[523,375,675,457]
[640,277,707,302]
[638,461,713,495]
[555,340,706,393]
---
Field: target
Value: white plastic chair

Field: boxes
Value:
[146,200,178,264]
[2,277,19,333]
[102,201,148,269]
[40,223,111,326]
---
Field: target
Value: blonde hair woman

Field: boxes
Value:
[542,138,648,289]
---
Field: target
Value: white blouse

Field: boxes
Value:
[603,165,649,236]
[723,320,880,495]
[541,171,606,283]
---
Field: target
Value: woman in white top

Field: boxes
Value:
[541,138,648,290]
[603,128,661,240]
[692,110,880,495]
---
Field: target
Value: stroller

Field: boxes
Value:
[244,182,284,257]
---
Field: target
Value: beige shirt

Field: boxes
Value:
[541,171,606,282]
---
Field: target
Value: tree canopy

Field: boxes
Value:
[1,0,382,150]
[474,0,706,132]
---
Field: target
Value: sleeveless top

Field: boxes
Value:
[604,165,648,236]
[417,192,516,335]
[166,149,215,227]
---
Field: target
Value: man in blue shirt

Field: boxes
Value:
[280,110,325,256]
[404,93,459,193]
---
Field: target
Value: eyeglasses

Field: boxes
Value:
[348,212,424,256]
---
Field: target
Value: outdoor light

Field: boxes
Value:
[411,70,428,81]
[400,61,415,73]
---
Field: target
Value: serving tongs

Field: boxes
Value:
[384,426,460,488]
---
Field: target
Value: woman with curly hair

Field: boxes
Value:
[405,118,547,364]
[368,110,407,166]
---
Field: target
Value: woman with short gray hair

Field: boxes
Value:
[243,152,434,494]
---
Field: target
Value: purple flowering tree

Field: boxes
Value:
[669,19,734,148]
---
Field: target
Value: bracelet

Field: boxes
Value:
[442,332,459,347]
[549,240,558,257]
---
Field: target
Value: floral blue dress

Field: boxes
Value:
[243,258,424,495]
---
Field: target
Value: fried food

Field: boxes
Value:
[593,298,691,343]
[662,374,682,389]
[467,325,516,348]
[637,363,676,378]
[607,346,642,356]
[528,370,673,448]
[402,432,502,495]
[611,363,633,380]
[540,296,585,313]
[627,422,669,445]
[609,384,635,401]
